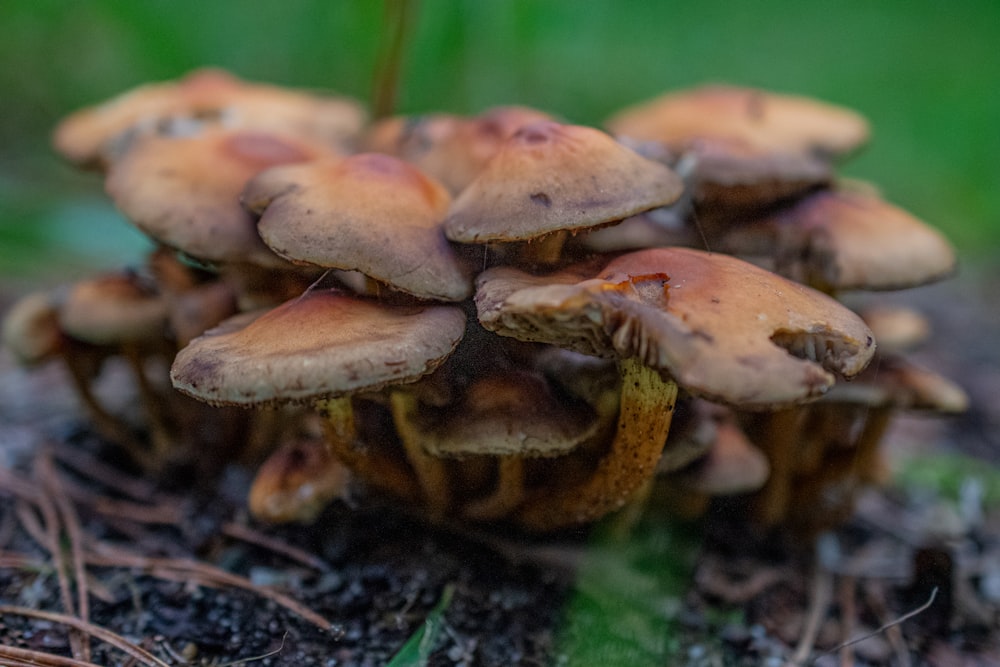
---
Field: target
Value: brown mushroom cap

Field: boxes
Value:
[606,84,870,160]
[443,121,685,243]
[476,247,876,408]
[394,368,602,458]
[248,435,350,523]
[245,153,472,301]
[824,353,968,413]
[672,414,770,496]
[719,189,958,291]
[57,273,168,346]
[2,291,64,365]
[859,304,932,353]
[54,68,365,168]
[365,106,556,194]
[170,289,467,407]
[106,128,338,268]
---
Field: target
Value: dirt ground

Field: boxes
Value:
[1,261,998,666]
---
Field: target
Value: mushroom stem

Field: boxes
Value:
[389,391,451,516]
[120,342,174,467]
[463,456,526,521]
[749,407,808,526]
[518,356,677,531]
[315,396,420,501]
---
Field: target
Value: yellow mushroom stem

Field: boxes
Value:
[315,395,419,501]
[463,456,526,521]
[517,356,678,531]
[389,391,452,516]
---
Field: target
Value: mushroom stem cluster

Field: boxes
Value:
[2,70,965,530]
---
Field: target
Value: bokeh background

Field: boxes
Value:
[1,0,998,284]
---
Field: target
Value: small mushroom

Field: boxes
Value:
[243,153,472,301]
[248,430,351,524]
[365,105,556,194]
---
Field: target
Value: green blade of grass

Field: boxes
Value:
[386,583,455,667]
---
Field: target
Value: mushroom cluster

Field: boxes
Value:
[3,71,965,531]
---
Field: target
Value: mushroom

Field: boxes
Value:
[170,288,467,502]
[106,127,343,269]
[605,85,871,214]
[716,188,957,293]
[475,247,875,529]
[248,426,351,524]
[53,67,365,168]
[444,121,684,264]
[365,105,556,194]
[243,153,472,302]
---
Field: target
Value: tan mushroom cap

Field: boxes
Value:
[248,435,350,523]
[396,369,602,458]
[106,128,337,267]
[721,189,957,291]
[672,415,770,496]
[54,68,366,168]
[57,273,168,346]
[444,121,685,243]
[170,289,467,407]
[606,84,870,160]
[365,105,556,194]
[476,247,876,408]
[245,153,472,301]
[824,354,968,413]
[859,304,931,353]
[2,291,64,365]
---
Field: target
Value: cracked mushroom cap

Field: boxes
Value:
[606,84,870,160]
[365,105,556,194]
[54,68,365,168]
[443,121,685,243]
[245,153,472,301]
[476,247,876,409]
[57,272,168,346]
[170,289,467,407]
[394,368,602,458]
[106,128,339,268]
[720,189,958,291]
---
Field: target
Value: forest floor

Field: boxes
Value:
[1,262,998,666]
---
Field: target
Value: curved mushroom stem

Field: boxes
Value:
[315,396,420,501]
[120,342,174,468]
[518,356,678,532]
[463,456,526,521]
[389,391,451,516]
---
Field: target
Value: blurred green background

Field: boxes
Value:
[1,0,998,283]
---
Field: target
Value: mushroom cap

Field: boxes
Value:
[721,189,958,291]
[476,247,876,408]
[859,304,931,353]
[245,153,472,301]
[2,291,64,365]
[57,272,168,346]
[824,353,968,413]
[170,289,467,407]
[106,128,338,267]
[54,68,365,168]
[396,368,602,458]
[248,435,350,523]
[443,121,685,243]
[671,413,770,495]
[365,105,556,194]
[606,84,870,160]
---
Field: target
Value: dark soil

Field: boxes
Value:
[1,262,999,666]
